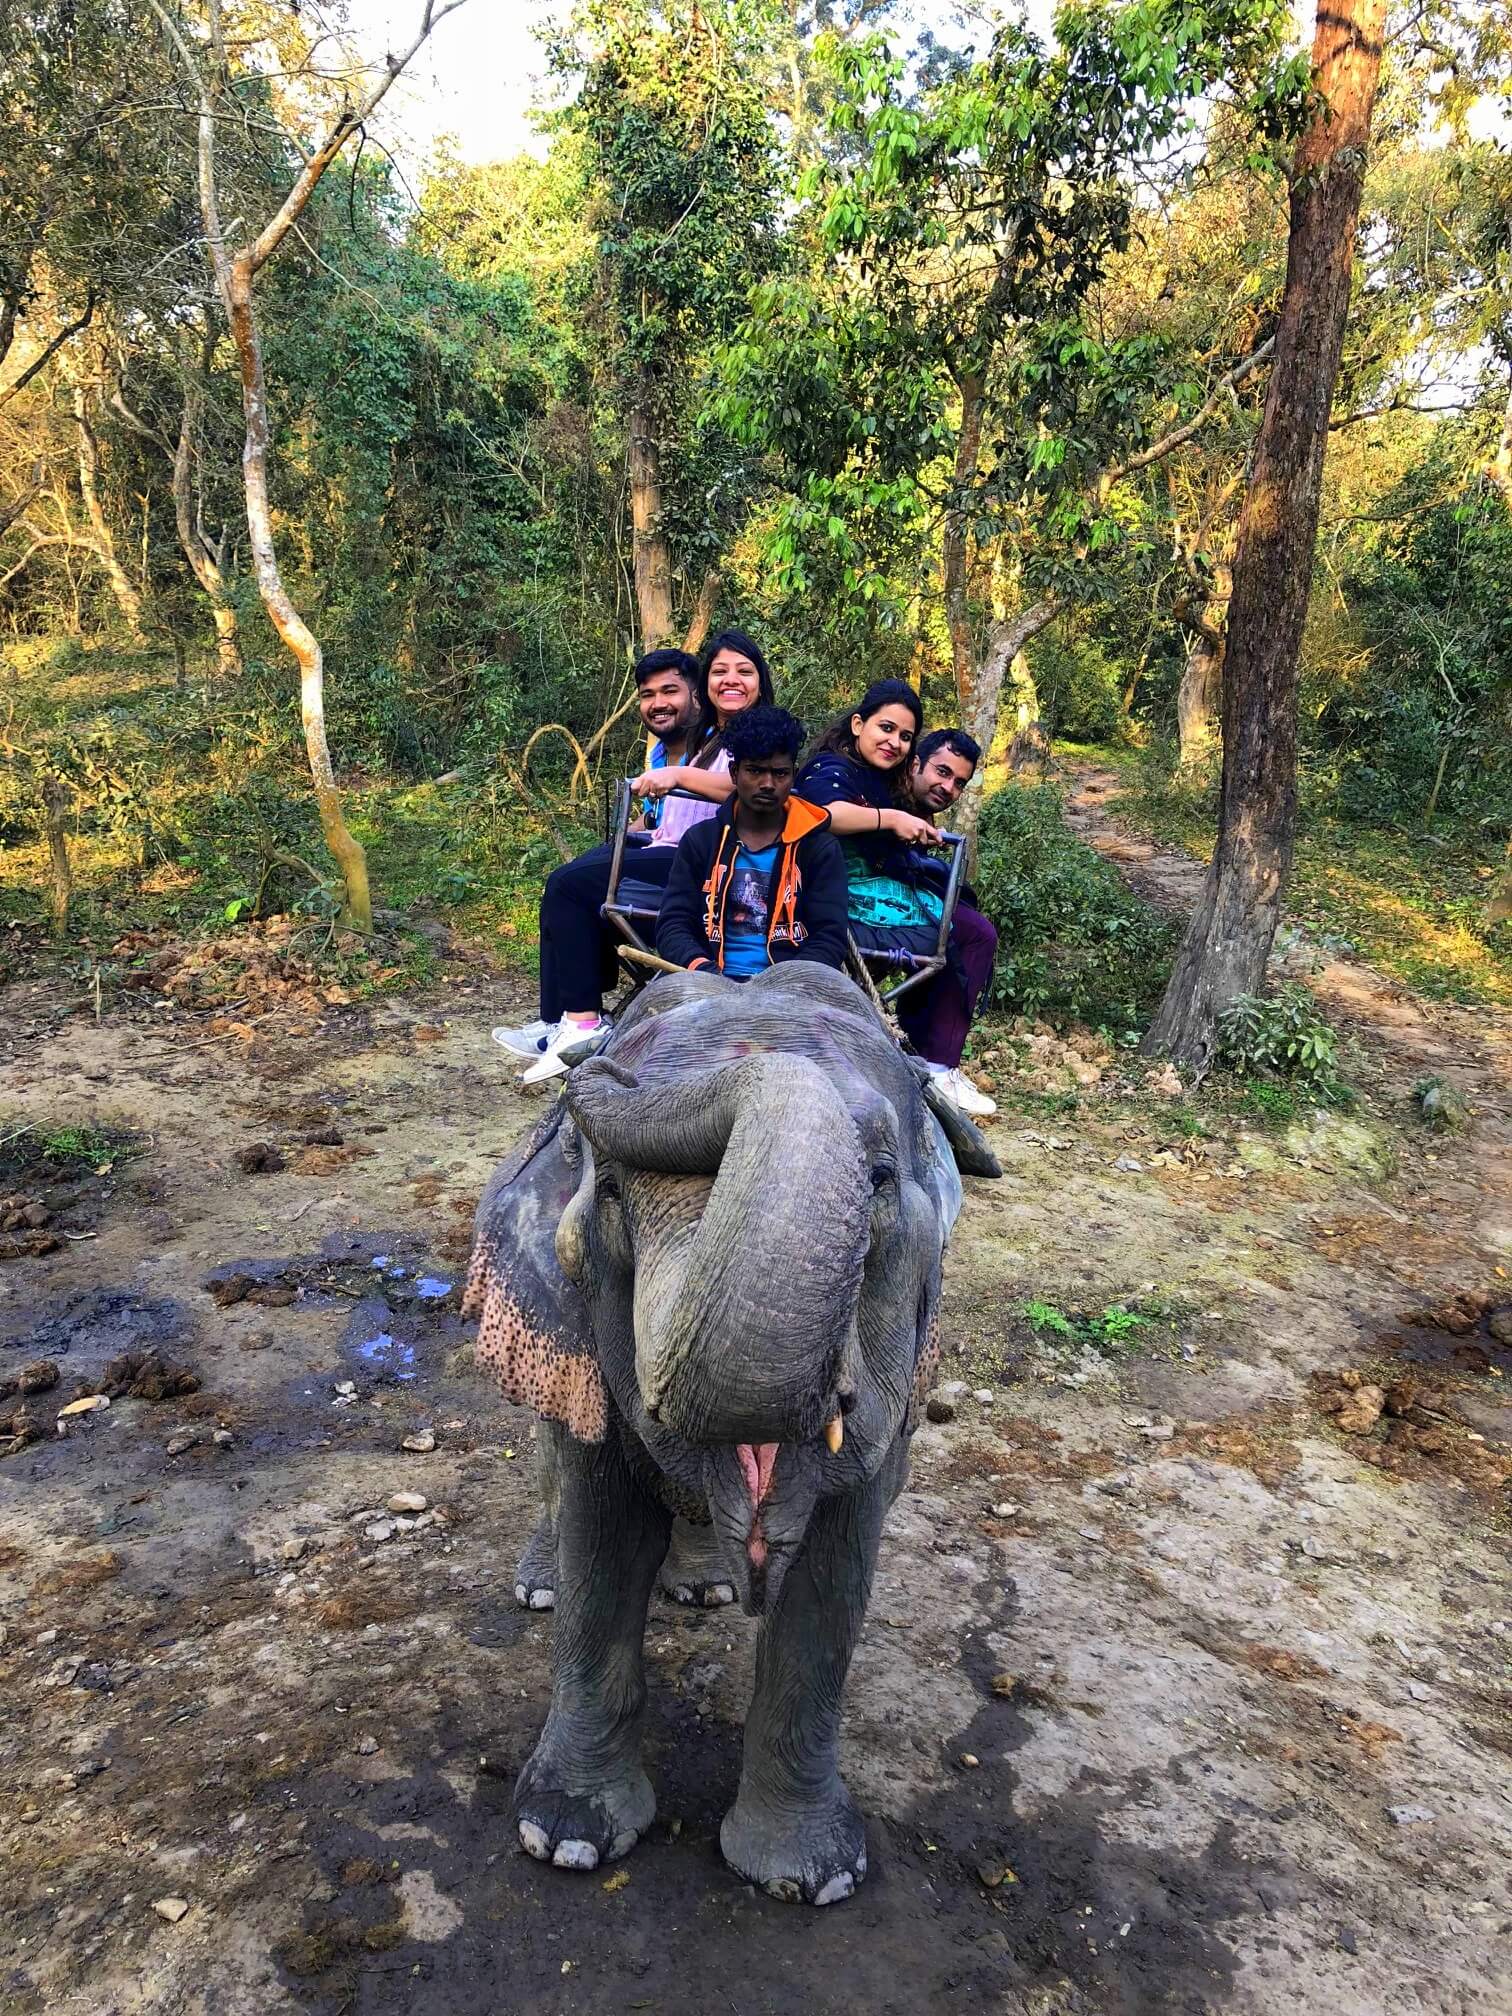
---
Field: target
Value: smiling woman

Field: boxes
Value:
[492,631,779,1079]
[795,679,943,920]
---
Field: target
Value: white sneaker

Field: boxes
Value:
[937,1068,997,1119]
[520,1018,608,1086]
[492,1018,556,1057]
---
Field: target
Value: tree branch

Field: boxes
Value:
[246,0,472,276]
[0,292,98,411]
[1102,338,1276,489]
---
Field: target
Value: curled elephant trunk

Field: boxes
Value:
[567,1053,871,1446]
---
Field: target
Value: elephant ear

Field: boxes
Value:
[461,1108,607,1443]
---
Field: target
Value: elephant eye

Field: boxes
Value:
[870,1164,895,1193]
[598,1170,622,1202]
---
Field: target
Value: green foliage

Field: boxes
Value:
[1030,629,1129,743]
[1215,985,1344,1094]
[2,1119,138,1171]
[973,782,1174,1031]
[714,0,1309,630]
[1317,471,1512,831]
[1022,1296,1153,1355]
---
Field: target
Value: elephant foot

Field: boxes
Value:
[658,1517,735,1609]
[513,1515,556,1611]
[515,1733,654,1872]
[720,1781,867,1906]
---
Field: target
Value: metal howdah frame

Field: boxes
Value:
[599,778,969,1007]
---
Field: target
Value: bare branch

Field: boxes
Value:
[108,387,174,456]
[0,292,99,411]
[245,0,472,276]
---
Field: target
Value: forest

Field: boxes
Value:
[6,6,1512,2005]
[1,0,1509,1062]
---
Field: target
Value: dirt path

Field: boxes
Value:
[1065,761,1512,1259]
[1,901,1509,2015]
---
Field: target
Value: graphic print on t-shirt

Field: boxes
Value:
[721,840,778,978]
[727,856,770,939]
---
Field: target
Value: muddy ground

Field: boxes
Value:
[2,794,1510,2016]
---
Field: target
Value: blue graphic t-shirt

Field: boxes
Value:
[722,840,779,978]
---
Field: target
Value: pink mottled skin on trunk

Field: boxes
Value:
[738,1442,780,1568]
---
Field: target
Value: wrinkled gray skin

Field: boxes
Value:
[514,1447,733,1610]
[473,964,997,1904]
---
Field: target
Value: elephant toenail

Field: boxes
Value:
[552,1840,599,1870]
[813,1872,856,1906]
[518,1821,551,1860]
[528,1588,555,1610]
[764,1877,802,1902]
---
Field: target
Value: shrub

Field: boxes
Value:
[973,782,1174,1031]
[1215,984,1344,1095]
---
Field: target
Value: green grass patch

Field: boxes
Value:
[1020,1289,1195,1360]
[975,777,1176,1034]
[0,642,603,982]
[0,1118,141,1175]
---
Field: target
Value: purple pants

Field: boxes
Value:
[898,902,998,1070]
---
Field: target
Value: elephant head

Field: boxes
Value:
[464,966,993,1615]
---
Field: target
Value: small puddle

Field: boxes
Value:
[201,1239,463,1395]
[353,1330,418,1380]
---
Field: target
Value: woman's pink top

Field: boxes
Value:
[645,747,731,849]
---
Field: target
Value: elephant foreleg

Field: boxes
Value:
[721,1447,901,1905]
[514,1423,670,1871]
[513,1433,559,1610]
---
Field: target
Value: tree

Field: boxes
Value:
[1144,0,1388,1068]
[714,0,1309,838]
[148,0,470,933]
[550,0,781,651]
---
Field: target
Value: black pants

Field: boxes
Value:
[539,841,677,1020]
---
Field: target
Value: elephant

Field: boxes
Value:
[461,962,999,1904]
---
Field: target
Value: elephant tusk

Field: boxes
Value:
[824,1414,844,1455]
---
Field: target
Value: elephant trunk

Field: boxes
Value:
[568,1052,870,1447]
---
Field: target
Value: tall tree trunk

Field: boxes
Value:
[72,388,145,640]
[1175,567,1230,766]
[1143,0,1385,1070]
[42,774,72,939]
[954,596,1061,856]
[223,252,371,931]
[942,369,986,712]
[1006,651,1051,773]
[627,373,674,651]
[681,567,721,658]
[1483,370,1512,925]
[172,374,242,677]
